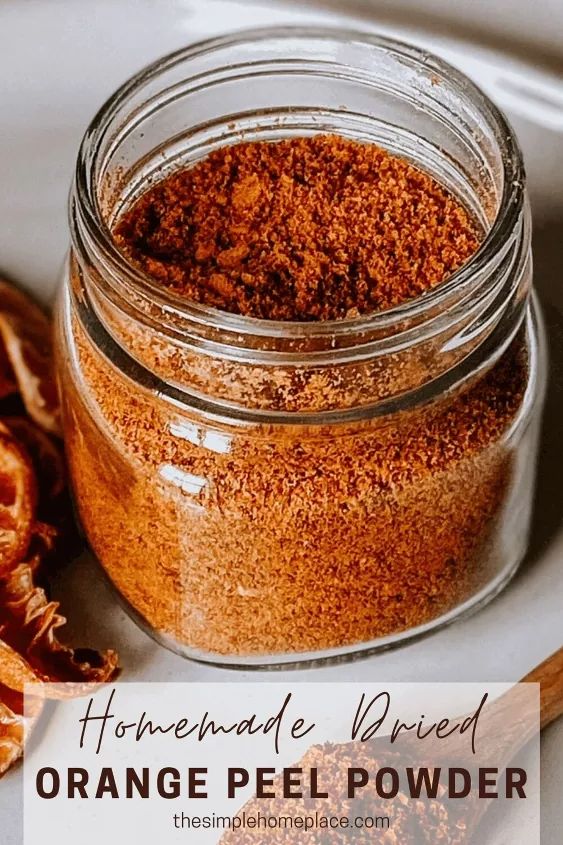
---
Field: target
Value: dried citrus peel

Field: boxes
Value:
[3,418,65,501]
[0,338,16,401]
[0,536,118,692]
[0,279,61,436]
[0,277,119,777]
[0,683,44,776]
[0,429,36,575]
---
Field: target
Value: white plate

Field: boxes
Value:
[1,1,562,842]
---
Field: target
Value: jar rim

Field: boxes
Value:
[73,25,525,344]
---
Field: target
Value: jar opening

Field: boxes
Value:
[73,27,524,338]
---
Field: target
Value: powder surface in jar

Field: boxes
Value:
[114,135,480,320]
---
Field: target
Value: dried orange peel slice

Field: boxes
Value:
[0,531,119,691]
[0,277,119,777]
[0,638,40,691]
[0,628,114,701]
[3,420,81,569]
[0,338,16,401]
[3,417,66,502]
[0,427,36,576]
[0,683,44,777]
[0,695,26,776]
[0,279,61,436]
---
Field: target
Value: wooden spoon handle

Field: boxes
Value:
[520,646,563,730]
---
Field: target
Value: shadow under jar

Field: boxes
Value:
[56,28,546,666]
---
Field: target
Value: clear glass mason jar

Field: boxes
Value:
[56,28,546,667]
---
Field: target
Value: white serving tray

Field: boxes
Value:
[1,1,561,842]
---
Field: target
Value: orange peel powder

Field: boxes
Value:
[61,136,527,658]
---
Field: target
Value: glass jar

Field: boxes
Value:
[56,28,546,666]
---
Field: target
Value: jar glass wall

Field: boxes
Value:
[56,29,546,666]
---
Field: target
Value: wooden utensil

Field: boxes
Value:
[408,645,563,842]
[221,647,563,844]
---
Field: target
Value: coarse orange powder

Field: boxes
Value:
[60,135,529,659]
[114,135,480,320]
